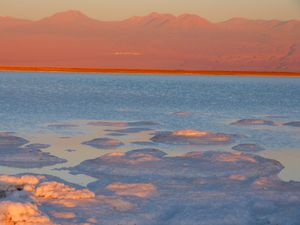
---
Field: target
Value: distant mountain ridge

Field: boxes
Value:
[0,10,299,72]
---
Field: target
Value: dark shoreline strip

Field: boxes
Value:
[0,66,299,77]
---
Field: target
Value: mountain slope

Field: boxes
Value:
[0,11,299,72]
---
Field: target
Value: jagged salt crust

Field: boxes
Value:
[0,148,300,225]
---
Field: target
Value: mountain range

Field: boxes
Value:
[0,10,299,72]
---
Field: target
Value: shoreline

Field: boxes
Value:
[0,66,300,77]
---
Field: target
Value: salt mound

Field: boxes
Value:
[107,183,157,198]
[100,149,163,165]
[0,175,42,186]
[213,152,257,163]
[173,130,211,137]
[35,182,95,200]
[0,201,54,225]
[151,129,233,145]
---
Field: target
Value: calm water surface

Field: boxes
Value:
[0,71,299,183]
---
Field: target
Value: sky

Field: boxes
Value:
[0,0,299,22]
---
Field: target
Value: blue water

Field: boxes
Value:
[0,71,300,150]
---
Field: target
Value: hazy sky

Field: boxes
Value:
[1,0,299,22]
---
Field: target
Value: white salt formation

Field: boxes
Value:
[151,129,233,145]
[0,175,96,224]
[0,202,54,225]
[107,183,157,198]
[70,148,300,225]
[0,148,299,225]
[35,182,95,199]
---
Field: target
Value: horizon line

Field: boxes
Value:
[0,66,299,77]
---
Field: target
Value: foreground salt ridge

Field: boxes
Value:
[0,175,97,224]
[1,120,300,224]
[0,201,54,225]
[0,173,157,224]
[1,147,300,224]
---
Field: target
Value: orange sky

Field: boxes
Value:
[1,0,300,22]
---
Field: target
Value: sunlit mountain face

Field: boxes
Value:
[0,10,299,72]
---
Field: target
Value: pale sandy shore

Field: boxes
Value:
[0,66,300,77]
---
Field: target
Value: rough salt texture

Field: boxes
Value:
[71,149,281,183]
[82,138,124,149]
[231,119,275,126]
[283,121,300,127]
[0,174,97,225]
[232,144,265,153]
[0,134,66,168]
[107,183,157,198]
[35,182,95,200]
[0,175,41,186]
[68,148,300,225]
[151,129,234,145]
[0,201,54,225]
[1,148,300,225]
